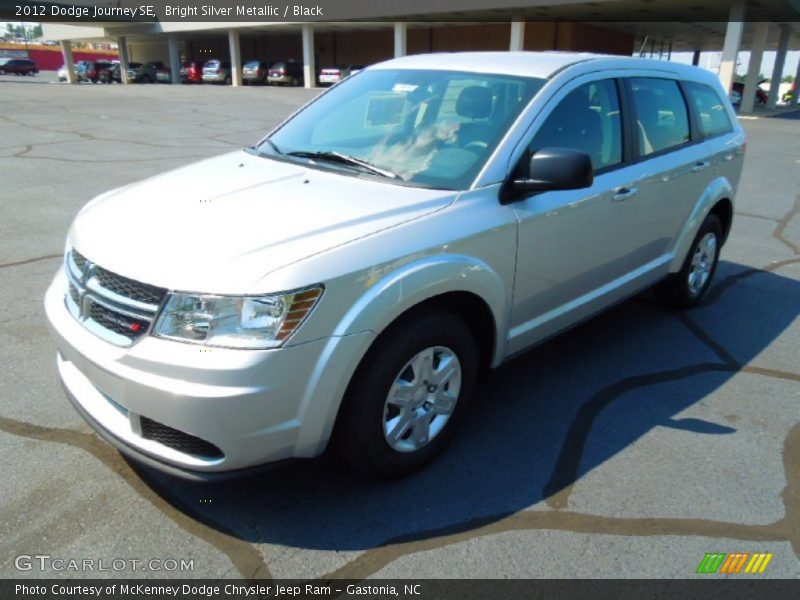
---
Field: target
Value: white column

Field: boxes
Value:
[301,24,315,88]
[168,34,181,85]
[117,36,129,84]
[393,22,407,58]
[510,20,525,51]
[767,24,790,109]
[228,29,242,87]
[60,40,76,84]
[718,0,745,95]
[794,53,800,106]
[741,21,769,113]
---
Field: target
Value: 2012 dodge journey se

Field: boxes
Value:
[45,52,744,479]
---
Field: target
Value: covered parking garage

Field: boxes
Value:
[44,0,800,112]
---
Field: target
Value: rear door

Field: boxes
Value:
[622,76,715,263]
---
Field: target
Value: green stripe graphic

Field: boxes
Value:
[697,553,726,573]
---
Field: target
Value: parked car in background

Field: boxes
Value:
[0,58,38,75]
[268,60,303,86]
[156,66,172,83]
[127,61,166,83]
[180,61,203,84]
[95,61,121,84]
[318,64,364,86]
[782,84,798,105]
[202,59,232,85]
[730,80,767,106]
[46,53,744,479]
[57,64,68,82]
[242,60,270,85]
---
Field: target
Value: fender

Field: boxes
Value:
[293,254,511,456]
[668,176,734,273]
[333,253,510,367]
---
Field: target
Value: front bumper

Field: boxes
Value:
[44,268,375,477]
[202,73,227,83]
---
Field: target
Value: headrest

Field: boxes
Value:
[456,86,493,119]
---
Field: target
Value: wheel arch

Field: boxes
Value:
[669,177,735,273]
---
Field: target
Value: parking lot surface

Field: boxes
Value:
[1,73,798,579]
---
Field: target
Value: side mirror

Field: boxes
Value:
[509,147,594,197]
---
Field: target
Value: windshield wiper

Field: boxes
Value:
[285,150,398,179]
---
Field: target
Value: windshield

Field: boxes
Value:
[260,68,545,190]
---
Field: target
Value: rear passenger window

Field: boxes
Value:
[630,78,690,156]
[530,79,622,171]
[684,82,734,138]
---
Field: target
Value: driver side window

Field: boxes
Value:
[529,79,622,172]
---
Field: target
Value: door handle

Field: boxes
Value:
[612,186,638,202]
[692,161,711,173]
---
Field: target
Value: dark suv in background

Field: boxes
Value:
[268,60,303,86]
[0,58,38,75]
[127,61,166,83]
[242,60,270,85]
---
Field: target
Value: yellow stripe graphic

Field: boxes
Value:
[757,553,773,573]
[744,553,773,573]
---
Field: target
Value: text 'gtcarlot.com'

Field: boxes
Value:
[14,554,194,572]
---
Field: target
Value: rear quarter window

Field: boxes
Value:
[684,81,734,138]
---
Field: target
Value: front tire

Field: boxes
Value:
[655,213,722,309]
[334,307,478,477]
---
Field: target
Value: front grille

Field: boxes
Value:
[68,282,80,306]
[64,248,168,346]
[94,267,166,306]
[140,417,224,459]
[71,249,88,272]
[88,301,149,341]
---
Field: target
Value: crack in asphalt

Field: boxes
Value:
[0,416,272,580]
[774,194,800,255]
[316,422,800,579]
[0,253,62,270]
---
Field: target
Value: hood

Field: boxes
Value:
[69,150,455,294]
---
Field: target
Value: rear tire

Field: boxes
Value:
[334,307,478,477]
[655,213,722,309]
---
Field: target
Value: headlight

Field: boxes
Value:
[153,286,323,349]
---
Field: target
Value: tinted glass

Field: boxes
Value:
[685,81,734,138]
[529,79,622,171]
[630,78,690,156]
[263,69,545,190]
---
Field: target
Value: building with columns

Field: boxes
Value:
[44,0,800,112]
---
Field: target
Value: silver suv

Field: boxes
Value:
[45,52,744,479]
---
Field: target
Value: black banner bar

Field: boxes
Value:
[2,0,799,23]
[3,580,800,600]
